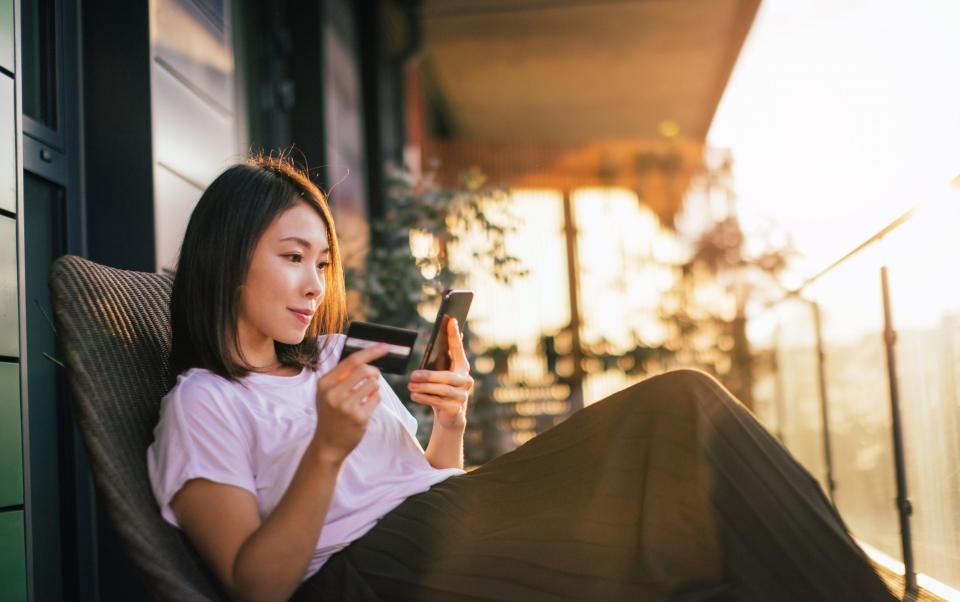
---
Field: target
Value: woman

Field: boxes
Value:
[147,156,895,602]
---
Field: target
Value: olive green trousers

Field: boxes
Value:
[291,369,895,602]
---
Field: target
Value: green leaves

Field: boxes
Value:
[345,164,527,330]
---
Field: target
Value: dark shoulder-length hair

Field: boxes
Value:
[168,154,347,383]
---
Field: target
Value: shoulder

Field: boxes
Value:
[167,368,238,403]
[314,333,347,374]
[161,368,250,424]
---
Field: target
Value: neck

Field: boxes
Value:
[256,362,300,376]
[234,327,280,372]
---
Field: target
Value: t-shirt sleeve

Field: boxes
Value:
[146,378,257,528]
[378,375,420,438]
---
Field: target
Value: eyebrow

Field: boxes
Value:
[278,236,330,254]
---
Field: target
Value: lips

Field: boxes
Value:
[289,308,314,325]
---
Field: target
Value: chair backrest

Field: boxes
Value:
[49,254,226,602]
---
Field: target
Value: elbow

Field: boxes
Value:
[230,557,298,602]
[425,452,463,471]
[228,581,290,602]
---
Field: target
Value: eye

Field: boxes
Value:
[317,261,330,271]
[285,253,303,263]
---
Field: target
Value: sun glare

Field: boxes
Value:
[715,0,960,591]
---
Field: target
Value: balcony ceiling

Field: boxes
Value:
[420,0,761,143]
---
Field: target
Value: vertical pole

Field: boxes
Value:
[561,190,585,411]
[811,301,837,504]
[771,324,787,444]
[880,265,917,593]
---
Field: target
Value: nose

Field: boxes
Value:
[303,266,325,300]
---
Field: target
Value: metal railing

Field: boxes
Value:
[748,194,960,596]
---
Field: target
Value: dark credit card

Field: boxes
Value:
[338,321,418,374]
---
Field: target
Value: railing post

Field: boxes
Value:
[561,189,585,411]
[880,265,917,593]
[772,325,787,443]
[810,301,837,504]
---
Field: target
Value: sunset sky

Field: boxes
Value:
[708,0,960,286]
[713,5,960,595]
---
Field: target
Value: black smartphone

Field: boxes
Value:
[419,289,474,371]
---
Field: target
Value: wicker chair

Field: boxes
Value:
[49,254,226,601]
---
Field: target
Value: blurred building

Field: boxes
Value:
[405,0,760,458]
[0,0,759,599]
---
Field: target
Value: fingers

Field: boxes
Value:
[407,319,473,417]
[407,381,468,401]
[320,342,388,392]
[320,344,385,411]
[324,378,381,427]
[408,390,461,411]
[354,380,383,415]
[409,368,474,390]
[347,341,391,364]
[324,361,378,394]
[445,318,470,372]
[332,368,381,406]
[331,342,390,382]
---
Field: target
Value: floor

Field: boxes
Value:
[873,562,948,602]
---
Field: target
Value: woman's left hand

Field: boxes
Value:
[408,318,474,430]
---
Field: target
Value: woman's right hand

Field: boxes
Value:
[178,344,391,602]
[310,343,390,463]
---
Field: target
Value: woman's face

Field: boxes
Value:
[236,200,330,362]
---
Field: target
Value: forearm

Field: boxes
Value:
[424,416,465,470]
[231,442,342,602]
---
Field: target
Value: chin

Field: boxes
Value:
[276,330,308,345]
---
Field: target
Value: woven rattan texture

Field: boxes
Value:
[49,255,226,601]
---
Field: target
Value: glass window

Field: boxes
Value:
[22,0,59,131]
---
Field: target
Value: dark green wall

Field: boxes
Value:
[0,0,27,598]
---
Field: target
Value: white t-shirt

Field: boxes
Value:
[146,333,464,581]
